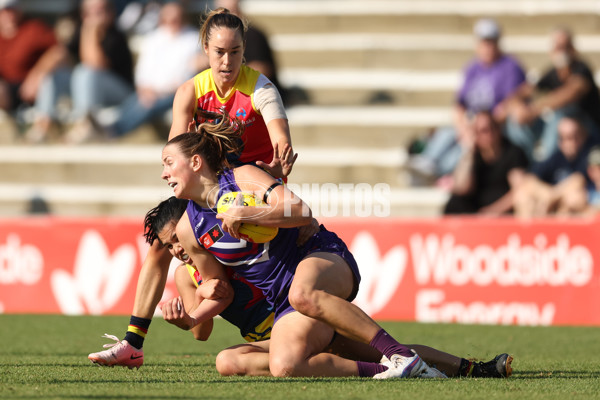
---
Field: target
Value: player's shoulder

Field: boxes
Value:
[234,164,270,180]
[233,65,262,94]
[175,78,195,96]
[174,209,194,243]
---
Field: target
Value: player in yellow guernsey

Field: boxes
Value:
[170,8,295,177]
[191,65,276,166]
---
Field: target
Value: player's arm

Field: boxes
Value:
[254,79,297,178]
[266,118,292,152]
[218,166,311,239]
[169,79,196,140]
[173,264,214,341]
[173,213,234,329]
[262,119,298,178]
[132,240,174,319]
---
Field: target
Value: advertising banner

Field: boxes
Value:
[1,216,598,326]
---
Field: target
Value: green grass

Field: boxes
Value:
[1,315,599,400]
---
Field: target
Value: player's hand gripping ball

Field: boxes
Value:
[216,192,278,243]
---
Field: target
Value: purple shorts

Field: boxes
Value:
[273,225,361,324]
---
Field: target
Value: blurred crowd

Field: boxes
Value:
[407,18,600,218]
[1,0,599,218]
[0,0,284,144]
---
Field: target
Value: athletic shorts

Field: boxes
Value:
[273,225,361,324]
[184,263,274,342]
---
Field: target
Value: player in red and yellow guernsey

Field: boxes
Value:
[169,8,294,176]
[88,7,295,369]
[191,65,276,167]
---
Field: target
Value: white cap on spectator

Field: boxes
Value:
[0,0,19,9]
[474,18,501,40]
[588,146,600,165]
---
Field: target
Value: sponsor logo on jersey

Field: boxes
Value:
[200,224,224,248]
[236,107,247,119]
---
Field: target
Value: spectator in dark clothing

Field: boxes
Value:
[511,114,597,217]
[0,0,57,113]
[444,110,529,215]
[505,27,600,162]
[25,0,134,143]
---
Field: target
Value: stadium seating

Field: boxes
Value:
[1,0,599,216]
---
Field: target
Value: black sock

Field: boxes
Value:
[123,316,151,349]
[458,358,473,377]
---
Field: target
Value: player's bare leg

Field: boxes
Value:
[268,311,360,377]
[216,340,271,376]
[88,242,173,368]
[288,252,430,378]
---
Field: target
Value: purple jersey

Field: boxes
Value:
[457,54,526,112]
[186,169,301,310]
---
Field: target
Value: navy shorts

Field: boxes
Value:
[273,225,361,324]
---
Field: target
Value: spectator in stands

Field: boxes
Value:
[215,0,287,105]
[511,114,596,217]
[0,0,57,114]
[25,0,134,143]
[408,18,526,183]
[581,146,600,214]
[505,27,600,162]
[443,110,528,215]
[95,2,206,140]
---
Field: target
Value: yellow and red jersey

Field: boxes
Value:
[193,65,273,166]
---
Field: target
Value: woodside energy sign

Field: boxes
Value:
[0,216,599,326]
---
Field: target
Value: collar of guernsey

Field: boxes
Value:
[192,65,272,165]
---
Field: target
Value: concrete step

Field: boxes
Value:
[281,67,600,107]
[281,69,459,106]
[246,0,600,35]
[287,105,450,147]
[0,143,411,185]
[0,144,435,216]
[0,183,172,216]
[273,33,600,70]
[0,182,447,218]
[0,145,164,186]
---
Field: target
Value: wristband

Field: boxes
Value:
[263,182,283,203]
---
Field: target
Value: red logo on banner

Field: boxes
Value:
[1,216,600,326]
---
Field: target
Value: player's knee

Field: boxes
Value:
[215,350,241,376]
[269,355,297,378]
[288,286,322,318]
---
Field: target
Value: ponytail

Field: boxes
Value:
[167,111,244,173]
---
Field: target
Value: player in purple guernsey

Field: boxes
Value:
[186,186,301,318]
[159,113,459,379]
[152,196,513,379]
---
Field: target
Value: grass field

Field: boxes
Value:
[1,315,599,400]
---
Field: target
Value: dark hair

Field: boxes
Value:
[167,110,244,173]
[200,7,247,47]
[560,110,588,137]
[143,196,189,245]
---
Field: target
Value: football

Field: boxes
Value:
[216,192,278,243]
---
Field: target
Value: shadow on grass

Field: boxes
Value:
[513,370,600,379]
[0,362,212,368]
[42,377,367,384]
[0,397,197,400]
